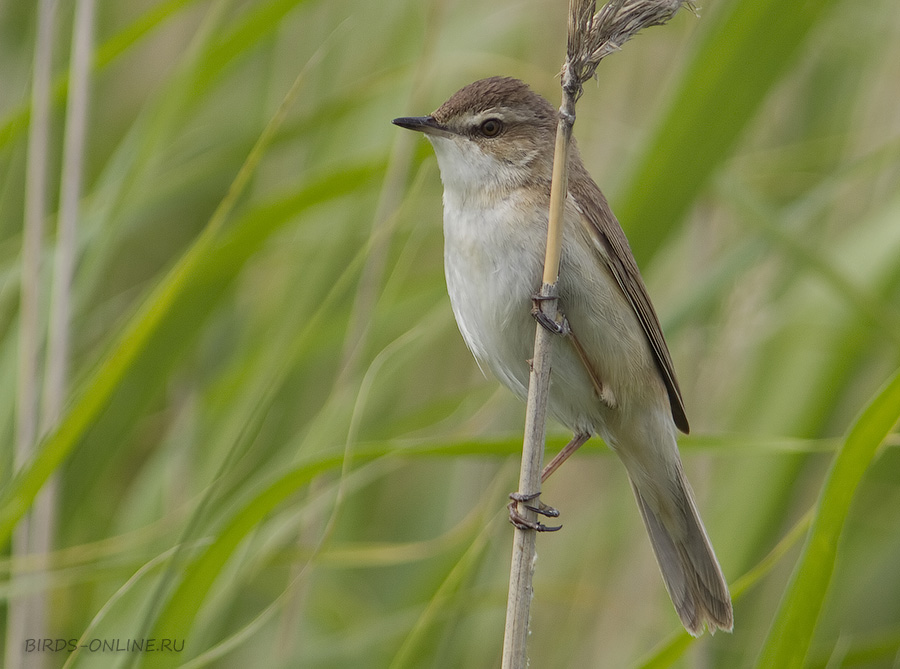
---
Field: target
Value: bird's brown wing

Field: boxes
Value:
[568,170,690,434]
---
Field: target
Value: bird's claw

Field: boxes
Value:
[531,294,570,336]
[508,491,562,532]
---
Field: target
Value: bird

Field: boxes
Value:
[392,76,732,636]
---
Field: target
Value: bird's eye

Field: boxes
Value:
[479,118,503,137]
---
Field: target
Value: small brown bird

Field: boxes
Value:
[393,76,732,635]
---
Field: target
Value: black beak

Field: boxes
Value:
[392,116,453,137]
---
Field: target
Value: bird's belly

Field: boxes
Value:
[440,190,663,437]
[442,198,540,401]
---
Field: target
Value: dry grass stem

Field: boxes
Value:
[503,1,693,666]
[566,0,692,97]
[7,2,56,668]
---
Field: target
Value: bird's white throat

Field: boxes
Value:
[427,135,529,203]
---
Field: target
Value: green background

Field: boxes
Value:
[1,0,899,666]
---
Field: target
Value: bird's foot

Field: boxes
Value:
[531,294,569,336]
[508,491,561,532]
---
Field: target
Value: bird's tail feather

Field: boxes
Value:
[629,466,733,636]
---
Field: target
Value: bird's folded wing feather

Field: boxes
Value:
[568,172,690,434]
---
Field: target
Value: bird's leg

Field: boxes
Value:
[542,432,590,482]
[508,492,561,532]
[532,294,617,410]
[507,435,590,530]
[510,293,567,532]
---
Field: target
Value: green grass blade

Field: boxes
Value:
[141,455,347,668]
[618,0,845,263]
[388,514,496,669]
[755,367,900,668]
[0,162,376,545]
[0,0,205,152]
[0,61,326,544]
[94,0,203,70]
[197,0,312,87]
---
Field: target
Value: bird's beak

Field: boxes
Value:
[392,116,454,138]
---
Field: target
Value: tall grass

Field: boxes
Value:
[0,0,898,666]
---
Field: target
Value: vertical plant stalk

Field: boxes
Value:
[47,0,95,430]
[500,64,577,669]
[7,2,56,669]
[14,2,95,667]
[501,1,689,666]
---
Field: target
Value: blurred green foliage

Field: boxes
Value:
[1,0,899,666]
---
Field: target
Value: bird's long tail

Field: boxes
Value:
[627,461,733,636]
